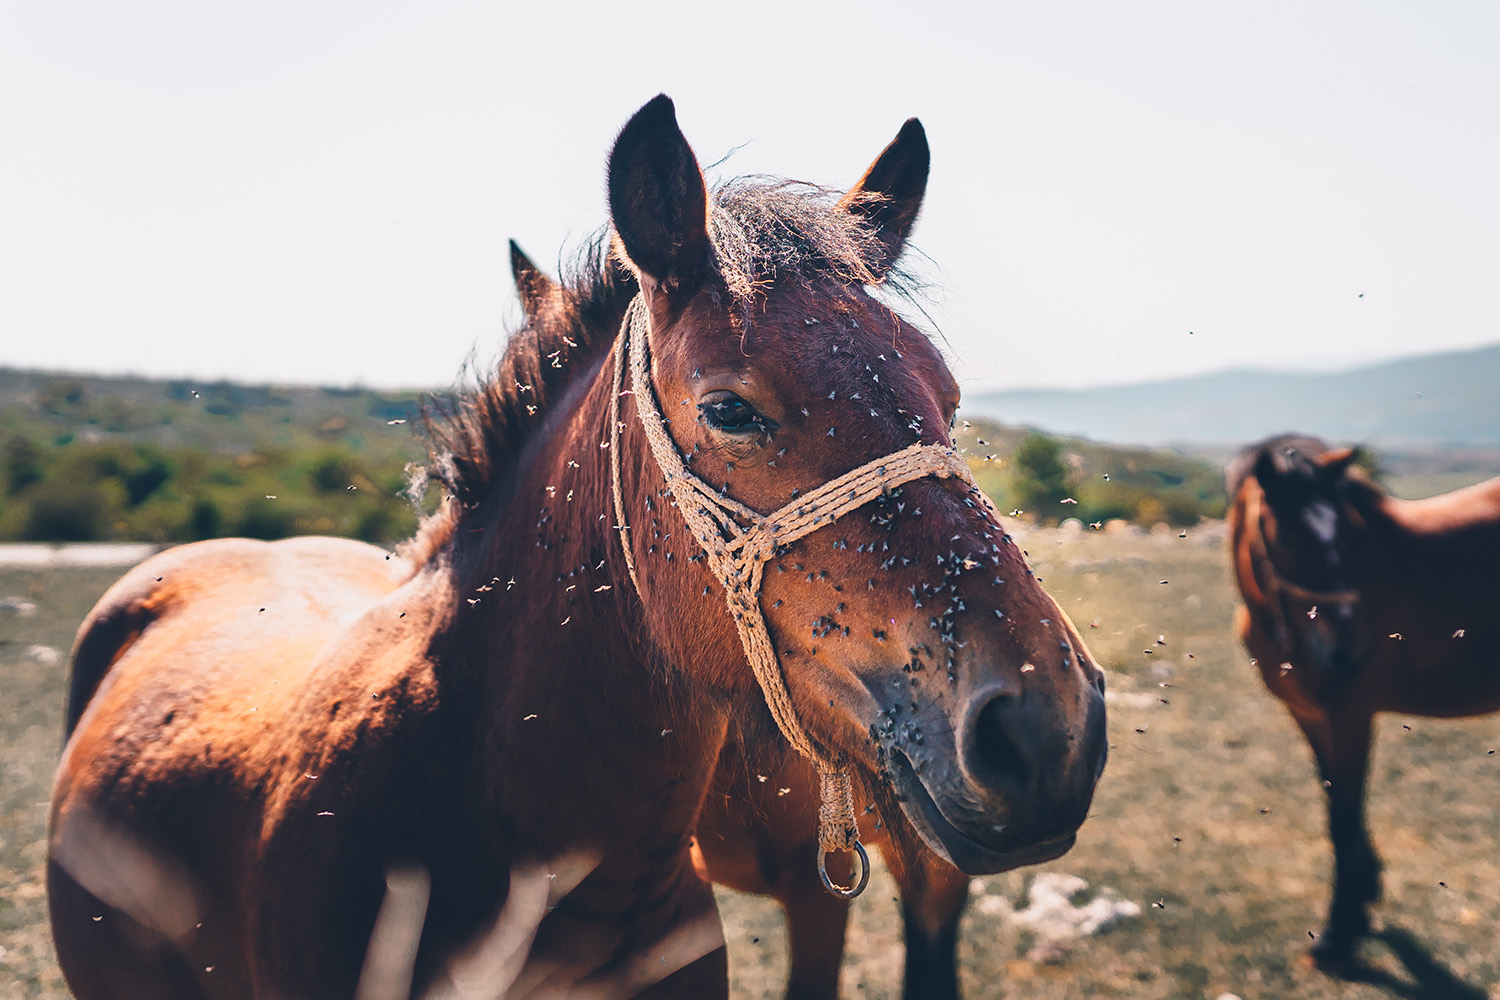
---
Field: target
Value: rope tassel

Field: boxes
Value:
[815,763,869,898]
[609,296,977,897]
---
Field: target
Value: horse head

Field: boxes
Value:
[1246,436,1370,685]
[525,95,1107,878]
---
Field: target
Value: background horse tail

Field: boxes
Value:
[1224,433,1331,500]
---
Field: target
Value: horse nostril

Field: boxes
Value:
[970,694,1031,794]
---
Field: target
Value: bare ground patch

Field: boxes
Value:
[4,531,1499,998]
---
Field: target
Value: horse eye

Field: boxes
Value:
[698,394,774,436]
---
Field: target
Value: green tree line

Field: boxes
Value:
[1,435,420,544]
[0,374,1227,544]
[0,373,430,545]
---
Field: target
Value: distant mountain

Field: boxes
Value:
[964,344,1500,449]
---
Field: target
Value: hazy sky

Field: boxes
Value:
[3,1,1497,393]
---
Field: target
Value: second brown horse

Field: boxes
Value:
[1228,434,1500,971]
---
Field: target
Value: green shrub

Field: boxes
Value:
[4,435,44,496]
[19,479,127,541]
[1012,432,1074,521]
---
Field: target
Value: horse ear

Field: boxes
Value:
[1319,446,1361,482]
[839,118,930,275]
[607,95,710,296]
[509,240,558,325]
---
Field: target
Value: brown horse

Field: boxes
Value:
[49,96,1107,999]
[511,244,1006,1000]
[1228,434,1500,970]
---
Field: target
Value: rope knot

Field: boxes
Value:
[815,764,860,853]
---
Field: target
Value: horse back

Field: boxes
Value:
[60,538,412,814]
[1380,474,1500,539]
[62,536,408,739]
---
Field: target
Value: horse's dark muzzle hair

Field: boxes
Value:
[885,675,1106,875]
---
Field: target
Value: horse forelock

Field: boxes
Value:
[706,179,923,308]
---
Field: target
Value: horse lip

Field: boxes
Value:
[886,748,1076,875]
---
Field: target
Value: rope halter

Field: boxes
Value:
[608,295,979,897]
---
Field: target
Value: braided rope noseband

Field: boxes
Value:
[608,295,978,897]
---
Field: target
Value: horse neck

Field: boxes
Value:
[436,342,730,899]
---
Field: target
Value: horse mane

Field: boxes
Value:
[1224,433,1332,501]
[409,179,924,551]
[419,237,635,508]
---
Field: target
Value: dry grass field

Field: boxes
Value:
[3,527,1498,999]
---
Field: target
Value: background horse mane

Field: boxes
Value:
[413,180,924,547]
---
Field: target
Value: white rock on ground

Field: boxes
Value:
[1,596,38,618]
[972,872,1141,963]
[25,644,62,666]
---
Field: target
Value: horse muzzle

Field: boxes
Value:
[880,678,1107,875]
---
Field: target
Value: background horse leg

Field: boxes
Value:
[777,839,852,1000]
[894,850,969,1000]
[1295,707,1381,970]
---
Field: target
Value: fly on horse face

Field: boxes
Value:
[509,244,1051,1000]
[1228,434,1500,971]
[48,95,1107,1000]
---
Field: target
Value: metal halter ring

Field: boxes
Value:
[816,841,871,899]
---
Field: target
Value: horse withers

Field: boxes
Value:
[1228,434,1500,970]
[49,96,1107,1000]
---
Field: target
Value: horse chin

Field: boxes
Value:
[884,748,1076,875]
